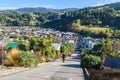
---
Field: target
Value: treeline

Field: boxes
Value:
[0,2,120,38]
[0,3,120,28]
[44,7,120,30]
[0,11,61,26]
[44,6,120,38]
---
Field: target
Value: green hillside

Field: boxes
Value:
[0,2,120,38]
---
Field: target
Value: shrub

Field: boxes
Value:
[60,43,74,56]
[81,54,101,68]
[56,50,61,59]
[50,47,56,59]
[6,48,39,68]
[35,53,43,63]
[6,48,23,66]
[18,51,39,68]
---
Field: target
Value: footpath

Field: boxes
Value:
[0,54,84,80]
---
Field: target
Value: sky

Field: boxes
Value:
[0,0,120,10]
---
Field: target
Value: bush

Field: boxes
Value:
[19,51,39,68]
[6,48,23,66]
[81,54,101,68]
[60,43,74,56]
[6,48,39,68]
[56,50,61,59]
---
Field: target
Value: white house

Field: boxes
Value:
[52,43,61,50]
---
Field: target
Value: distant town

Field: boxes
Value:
[0,1,120,80]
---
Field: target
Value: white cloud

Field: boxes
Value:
[0,4,55,10]
[94,0,120,7]
[20,4,55,8]
[108,0,120,2]
[0,7,19,10]
[94,2,105,7]
[39,5,55,8]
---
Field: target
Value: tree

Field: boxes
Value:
[29,38,53,57]
[71,19,81,31]
[38,38,53,57]
[12,20,21,26]
[60,43,74,56]
[18,41,30,51]
[113,40,120,57]
[102,39,113,56]
[21,13,33,21]
[6,19,12,26]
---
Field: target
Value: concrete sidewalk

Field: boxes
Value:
[0,54,84,80]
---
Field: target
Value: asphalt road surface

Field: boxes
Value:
[0,53,84,80]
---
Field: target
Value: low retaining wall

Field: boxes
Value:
[104,57,120,69]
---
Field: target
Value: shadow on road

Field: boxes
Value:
[47,76,69,80]
[51,70,80,74]
[66,59,81,62]
[61,64,81,68]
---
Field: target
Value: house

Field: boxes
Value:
[83,37,97,50]
[52,43,61,50]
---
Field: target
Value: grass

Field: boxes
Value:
[78,25,109,33]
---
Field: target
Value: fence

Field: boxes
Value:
[104,57,120,69]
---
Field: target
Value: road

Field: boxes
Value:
[0,53,84,80]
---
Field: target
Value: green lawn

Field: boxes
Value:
[78,25,109,33]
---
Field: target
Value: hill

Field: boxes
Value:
[14,2,120,13]
[44,2,120,30]
[15,7,78,13]
[0,2,120,28]
[99,2,120,10]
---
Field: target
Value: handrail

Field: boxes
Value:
[84,68,90,77]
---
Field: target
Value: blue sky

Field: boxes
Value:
[0,0,120,10]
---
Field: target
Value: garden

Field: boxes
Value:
[1,35,74,68]
[80,39,120,80]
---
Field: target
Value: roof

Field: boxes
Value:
[6,42,19,48]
